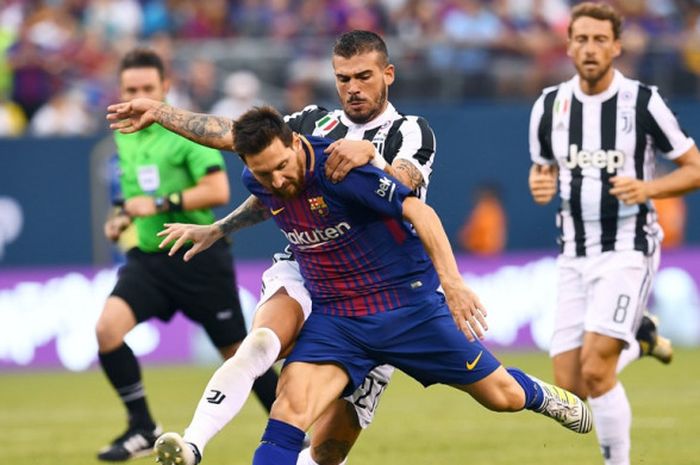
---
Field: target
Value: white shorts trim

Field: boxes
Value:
[343,364,395,428]
[256,258,313,320]
[549,249,660,357]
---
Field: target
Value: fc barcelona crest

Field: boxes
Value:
[308,196,329,216]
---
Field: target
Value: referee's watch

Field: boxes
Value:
[154,195,168,213]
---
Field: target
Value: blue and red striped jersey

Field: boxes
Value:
[242,135,440,317]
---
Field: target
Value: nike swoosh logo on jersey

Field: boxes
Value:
[466,351,483,371]
[271,207,286,216]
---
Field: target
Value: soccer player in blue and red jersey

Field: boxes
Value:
[162,106,593,465]
[116,31,437,465]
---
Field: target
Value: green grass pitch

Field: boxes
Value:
[3,349,699,465]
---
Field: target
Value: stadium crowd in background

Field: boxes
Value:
[3,0,700,137]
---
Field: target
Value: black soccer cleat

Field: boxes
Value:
[97,425,163,462]
[636,312,673,365]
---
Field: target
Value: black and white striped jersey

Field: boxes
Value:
[529,70,694,257]
[284,102,436,201]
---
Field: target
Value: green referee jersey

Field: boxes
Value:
[115,124,226,252]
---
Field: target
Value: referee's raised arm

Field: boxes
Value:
[107,97,235,151]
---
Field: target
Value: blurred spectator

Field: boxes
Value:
[391,0,441,43]
[29,89,95,136]
[210,70,263,118]
[141,0,171,38]
[458,183,507,256]
[282,79,315,114]
[233,0,273,38]
[84,0,143,42]
[654,161,688,249]
[7,6,70,119]
[429,0,506,95]
[655,196,687,249]
[185,58,221,112]
[0,92,26,136]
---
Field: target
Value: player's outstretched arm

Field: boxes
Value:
[402,197,488,341]
[107,98,235,151]
[215,194,272,235]
[157,195,271,261]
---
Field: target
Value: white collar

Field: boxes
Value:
[572,69,623,103]
[339,102,399,130]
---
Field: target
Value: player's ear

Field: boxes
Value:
[612,39,621,58]
[384,64,395,86]
[162,78,171,95]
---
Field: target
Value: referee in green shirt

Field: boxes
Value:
[96,49,278,462]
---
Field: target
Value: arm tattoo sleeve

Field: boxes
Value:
[386,159,425,191]
[216,195,272,236]
[154,104,234,150]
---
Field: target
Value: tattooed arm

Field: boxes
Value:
[385,158,425,191]
[157,195,271,261]
[323,140,425,190]
[215,194,272,236]
[107,98,234,151]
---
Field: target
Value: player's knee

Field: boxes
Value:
[232,328,281,374]
[270,390,313,429]
[580,358,613,391]
[244,327,281,358]
[552,374,587,398]
[95,318,123,351]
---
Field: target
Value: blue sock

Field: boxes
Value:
[507,367,544,410]
[252,419,305,465]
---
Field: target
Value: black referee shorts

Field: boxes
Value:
[111,240,247,349]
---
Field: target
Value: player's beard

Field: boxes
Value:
[344,86,387,125]
[271,160,305,199]
[577,60,612,91]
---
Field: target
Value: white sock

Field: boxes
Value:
[616,343,640,373]
[296,447,348,465]
[183,328,281,454]
[588,382,631,465]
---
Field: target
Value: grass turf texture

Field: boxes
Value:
[2,349,699,465]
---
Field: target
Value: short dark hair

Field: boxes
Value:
[568,2,622,40]
[233,106,293,159]
[119,48,165,80]
[333,30,389,66]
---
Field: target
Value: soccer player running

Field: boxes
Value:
[108,31,436,465]
[528,3,700,465]
[96,49,278,462]
[163,106,593,465]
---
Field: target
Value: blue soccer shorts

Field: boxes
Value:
[284,293,501,396]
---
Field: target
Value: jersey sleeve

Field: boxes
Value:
[321,164,413,219]
[644,88,695,160]
[184,141,226,181]
[529,91,557,166]
[284,105,328,133]
[391,116,436,188]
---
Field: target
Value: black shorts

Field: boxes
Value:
[111,240,247,348]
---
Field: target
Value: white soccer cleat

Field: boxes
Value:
[533,379,593,434]
[154,432,199,465]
